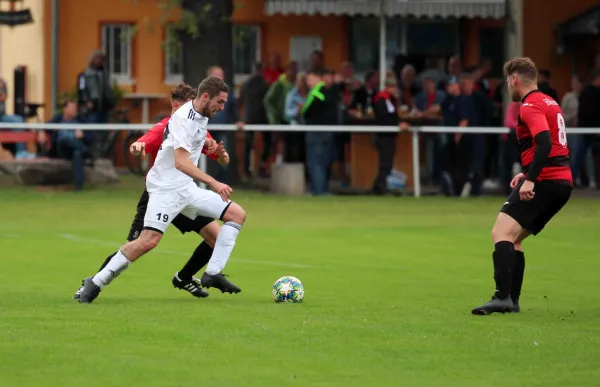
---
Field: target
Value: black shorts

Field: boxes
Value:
[500,180,572,236]
[127,189,214,241]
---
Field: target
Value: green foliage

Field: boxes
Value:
[124,0,240,60]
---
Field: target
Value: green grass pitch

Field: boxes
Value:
[1,178,599,386]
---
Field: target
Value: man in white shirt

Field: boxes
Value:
[79,76,247,303]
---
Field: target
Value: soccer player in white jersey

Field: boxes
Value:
[79,76,246,303]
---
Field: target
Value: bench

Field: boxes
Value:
[0,131,37,144]
[0,158,119,186]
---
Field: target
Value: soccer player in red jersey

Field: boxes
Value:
[73,84,233,300]
[472,58,573,315]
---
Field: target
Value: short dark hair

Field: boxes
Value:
[62,100,76,109]
[197,76,229,99]
[503,57,537,83]
[308,69,326,77]
[253,62,264,73]
[539,69,551,79]
[364,70,377,83]
[171,84,195,102]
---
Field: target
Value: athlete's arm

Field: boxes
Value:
[137,120,167,156]
[521,104,551,181]
[174,148,232,200]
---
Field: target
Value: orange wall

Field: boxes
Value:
[46,0,347,121]
[523,0,599,99]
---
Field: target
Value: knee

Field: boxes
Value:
[139,231,162,252]
[491,225,515,244]
[222,202,246,225]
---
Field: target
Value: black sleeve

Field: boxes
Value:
[374,99,397,126]
[526,131,551,181]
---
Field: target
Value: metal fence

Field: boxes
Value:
[1,122,598,197]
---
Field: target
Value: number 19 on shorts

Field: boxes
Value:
[156,213,169,222]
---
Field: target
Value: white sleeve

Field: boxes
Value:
[169,114,193,152]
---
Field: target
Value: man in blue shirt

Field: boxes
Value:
[49,100,93,191]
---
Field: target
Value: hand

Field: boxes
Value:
[510,172,525,189]
[204,138,218,154]
[454,133,462,144]
[236,121,245,130]
[130,141,146,156]
[36,131,47,144]
[519,179,535,201]
[75,129,84,139]
[86,101,93,109]
[215,141,226,156]
[334,73,343,83]
[399,122,410,131]
[210,180,233,202]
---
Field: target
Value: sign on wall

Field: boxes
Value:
[0,0,33,27]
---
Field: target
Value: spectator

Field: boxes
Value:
[537,69,559,102]
[302,70,338,195]
[340,62,361,108]
[77,50,115,124]
[264,61,298,127]
[50,100,93,191]
[438,55,462,90]
[284,72,308,162]
[415,76,445,118]
[575,69,600,189]
[415,75,446,185]
[439,76,462,195]
[310,50,326,73]
[372,71,401,195]
[0,78,31,159]
[500,101,522,195]
[349,70,378,119]
[561,75,593,187]
[398,64,420,112]
[207,65,238,180]
[264,52,284,84]
[455,72,487,196]
[238,62,270,179]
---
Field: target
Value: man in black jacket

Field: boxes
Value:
[372,71,402,194]
[302,70,338,195]
[574,69,600,188]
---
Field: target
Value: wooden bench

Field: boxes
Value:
[0,131,37,144]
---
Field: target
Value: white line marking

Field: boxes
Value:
[58,234,313,269]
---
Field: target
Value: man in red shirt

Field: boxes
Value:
[472,57,572,315]
[73,84,231,300]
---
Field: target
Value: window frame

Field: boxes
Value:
[164,25,184,85]
[101,23,134,86]
[232,24,262,87]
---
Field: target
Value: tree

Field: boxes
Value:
[132,0,239,183]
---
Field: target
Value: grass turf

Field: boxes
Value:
[1,178,599,386]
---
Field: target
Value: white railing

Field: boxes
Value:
[1,122,598,198]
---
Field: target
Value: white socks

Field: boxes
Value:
[206,222,242,275]
[92,249,131,288]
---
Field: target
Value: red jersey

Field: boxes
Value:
[263,66,284,84]
[517,90,572,183]
[137,117,218,163]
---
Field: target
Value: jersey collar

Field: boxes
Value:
[521,89,541,103]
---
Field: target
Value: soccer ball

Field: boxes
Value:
[272,276,304,303]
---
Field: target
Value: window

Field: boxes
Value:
[164,26,183,84]
[478,28,505,78]
[101,24,133,84]
[233,25,261,77]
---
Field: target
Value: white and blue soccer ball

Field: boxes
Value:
[272,276,304,303]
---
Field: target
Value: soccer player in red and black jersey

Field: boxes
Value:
[73,84,234,300]
[472,58,573,315]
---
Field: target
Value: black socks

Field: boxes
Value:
[178,241,214,281]
[492,241,516,299]
[511,250,526,303]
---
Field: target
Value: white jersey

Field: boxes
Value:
[146,101,209,193]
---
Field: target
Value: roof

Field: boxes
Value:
[265,0,506,19]
[557,4,600,36]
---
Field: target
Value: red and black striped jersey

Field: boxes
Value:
[517,90,572,183]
